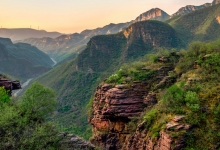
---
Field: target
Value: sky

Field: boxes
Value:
[0,0,213,33]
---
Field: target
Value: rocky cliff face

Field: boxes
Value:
[76,20,180,73]
[135,8,170,22]
[89,83,154,149]
[89,58,189,150]
[171,4,211,17]
[0,77,21,95]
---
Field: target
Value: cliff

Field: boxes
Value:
[89,53,183,149]
[89,40,220,149]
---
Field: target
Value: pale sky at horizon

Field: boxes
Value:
[0,0,213,33]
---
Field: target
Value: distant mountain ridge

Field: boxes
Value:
[0,28,62,41]
[14,0,220,63]
[20,8,170,62]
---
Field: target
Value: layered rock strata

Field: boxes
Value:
[90,83,156,149]
[89,64,184,150]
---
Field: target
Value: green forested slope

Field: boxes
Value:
[0,40,52,81]
[167,4,220,44]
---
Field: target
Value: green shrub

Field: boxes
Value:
[144,109,157,128]
[0,87,10,103]
[162,85,185,113]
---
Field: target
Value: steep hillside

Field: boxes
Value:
[167,4,220,44]
[135,8,170,22]
[0,38,54,67]
[37,20,181,138]
[0,38,53,81]
[89,40,220,149]
[0,28,61,41]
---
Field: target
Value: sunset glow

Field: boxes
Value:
[0,0,213,33]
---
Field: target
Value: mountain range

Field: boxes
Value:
[18,0,220,63]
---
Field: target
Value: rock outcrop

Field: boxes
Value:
[89,83,156,149]
[89,62,181,149]
[0,77,21,95]
[135,8,170,22]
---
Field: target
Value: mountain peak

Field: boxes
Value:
[135,8,170,22]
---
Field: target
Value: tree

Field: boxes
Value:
[20,82,57,121]
[0,82,60,150]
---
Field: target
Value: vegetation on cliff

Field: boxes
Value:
[90,39,220,149]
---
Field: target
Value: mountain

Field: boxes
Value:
[89,39,220,149]
[20,8,170,62]
[135,8,170,22]
[167,3,220,44]
[0,28,62,41]
[0,38,53,81]
[0,38,54,67]
[171,3,212,17]
[36,20,181,139]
